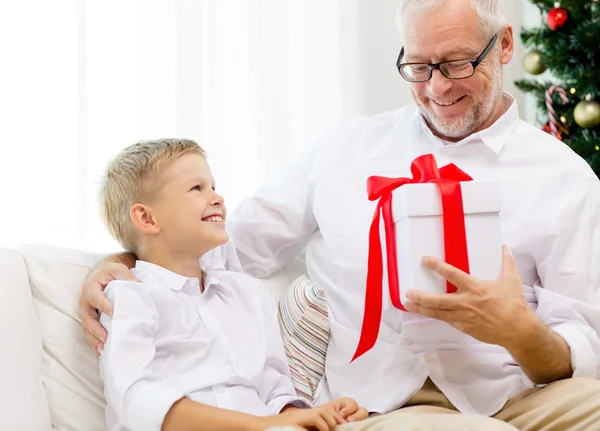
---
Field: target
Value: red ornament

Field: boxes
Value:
[542,122,551,134]
[542,122,562,141]
[548,5,568,31]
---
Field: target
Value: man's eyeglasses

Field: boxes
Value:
[396,33,499,83]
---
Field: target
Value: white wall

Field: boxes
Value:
[521,1,545,125]
[0,0,539,250]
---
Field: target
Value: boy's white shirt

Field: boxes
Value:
[99,260,309,431]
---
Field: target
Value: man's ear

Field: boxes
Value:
[130,203,160,235]
[499,24,515,66]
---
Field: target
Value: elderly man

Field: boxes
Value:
[81,0,600,430]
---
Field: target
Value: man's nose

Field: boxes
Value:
[427,69,453,97]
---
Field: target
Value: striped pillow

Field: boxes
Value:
[277,274,329,402]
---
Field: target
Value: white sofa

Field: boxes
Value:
[0,244,303,431]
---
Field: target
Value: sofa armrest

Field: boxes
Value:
[0,248,52,430]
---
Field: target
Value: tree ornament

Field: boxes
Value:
[547,3,568,31]
[542,122,552,135]
[574,94,600,129]
[545,85,569,140]
[541,121,569,140]
[523,50,546,75]
[586,0,599,23]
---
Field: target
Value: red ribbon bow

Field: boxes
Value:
[351,154,473,361]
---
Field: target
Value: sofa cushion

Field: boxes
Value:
[0,248,52,431]
[278,274,329,401]
[18,244,106,431]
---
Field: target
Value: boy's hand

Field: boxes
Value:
[322,398,369,423]
[79,261,140,356]
[258,405,345,431]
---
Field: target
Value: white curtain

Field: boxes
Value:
[0,0,365,251]
[0,0,527,252]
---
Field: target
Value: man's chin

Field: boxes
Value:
[423,116,472,141]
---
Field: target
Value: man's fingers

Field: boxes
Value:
[84,264,139,313]
[81,300,107,350]
[83,328,102,350]
[422,256,476,291]
[86,265,140,315]
[405,290,460,310]
[500,245,519,278]
[83,313,108,343]
[92,342,101,357]
[78,262,140,355]
[404,302,457,323]
[83,326,104,356]
[110,266,142,283]
[80,298,99,320]
[88,290,114,317]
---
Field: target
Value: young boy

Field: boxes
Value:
[97,138,367,431]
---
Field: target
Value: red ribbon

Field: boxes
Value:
[351,154,473,361]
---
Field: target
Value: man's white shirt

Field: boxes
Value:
[228,93,600,415]
[99,261,308,431]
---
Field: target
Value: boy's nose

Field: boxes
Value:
[211,193,225,206]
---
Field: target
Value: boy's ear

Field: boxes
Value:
[130,203,160,235]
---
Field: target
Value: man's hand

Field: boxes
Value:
[404,245,573,383]
[79,260,139,356]
[404,245,534,350]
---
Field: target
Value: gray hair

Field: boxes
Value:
[396,0,506,41]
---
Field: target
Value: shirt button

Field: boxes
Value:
[402,338,413,346]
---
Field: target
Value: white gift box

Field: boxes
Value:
[381,180,503,308]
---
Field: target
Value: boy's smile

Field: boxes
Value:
[141,152,229,259]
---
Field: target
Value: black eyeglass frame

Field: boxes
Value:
[396,32,500,82]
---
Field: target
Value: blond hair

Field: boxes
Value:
[99,138,207,253]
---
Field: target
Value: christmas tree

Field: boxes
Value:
[516,0,600,177]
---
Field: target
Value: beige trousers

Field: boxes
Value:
[270,379,600,431]
[331,377,600,431]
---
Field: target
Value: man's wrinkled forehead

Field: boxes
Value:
[401,4,482,62]
[403,33,483,63]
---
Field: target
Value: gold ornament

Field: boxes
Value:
[523,50,546,75]
[574,95,600,129]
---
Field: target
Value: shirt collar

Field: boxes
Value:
[134,260,206,293]
[412,92,520,155]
